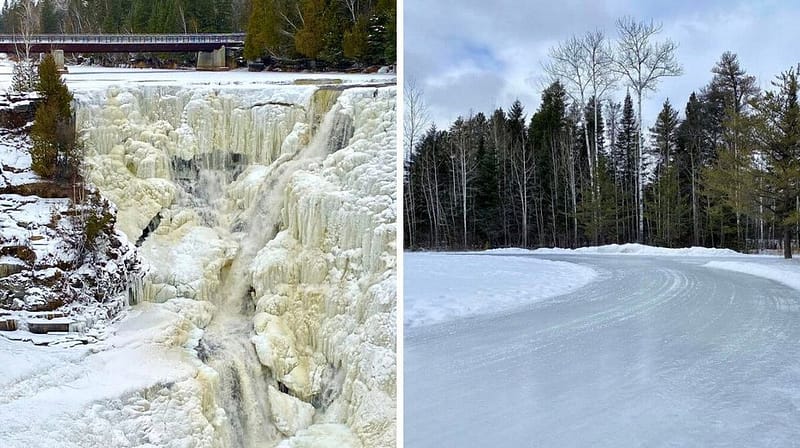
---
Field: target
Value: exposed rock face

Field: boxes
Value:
[0,93,39,130]
[0,95,141,331]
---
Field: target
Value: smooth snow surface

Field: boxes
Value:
[406,253,800,447]
[404,252,597,327]
[526,243,744,256]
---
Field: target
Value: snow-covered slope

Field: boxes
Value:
[0,73,396,447]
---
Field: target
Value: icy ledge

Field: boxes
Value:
[404,252,597,328]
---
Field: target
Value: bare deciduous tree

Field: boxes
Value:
[613,16,682,242]
[404,77,430,247]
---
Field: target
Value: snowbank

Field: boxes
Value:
[404,252,597,327]
[493,243,745,257]
[704,261,800,291]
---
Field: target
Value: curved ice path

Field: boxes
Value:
[405,254,800,447]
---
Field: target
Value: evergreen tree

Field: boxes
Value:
[676,92,712,245]
[702,52,760,248]
[530,81,568,246]
[473,121,500,247]
[294,0,327,60]
[751,67,800,258]
[39,0,60,33]
[612,91,638,242]
[11,59,37,93]
[30,55,77,181]
[647,99,682,245]
[244,0,270,60]
[343,15,369,61]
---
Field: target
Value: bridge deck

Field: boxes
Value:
[0,34,245,53]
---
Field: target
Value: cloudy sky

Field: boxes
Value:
[405,0,800,131]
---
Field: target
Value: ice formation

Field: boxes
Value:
[65,80,396,447]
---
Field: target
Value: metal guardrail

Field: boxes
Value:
[0,33,245,44]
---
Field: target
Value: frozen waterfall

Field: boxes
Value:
[71,80,396,448]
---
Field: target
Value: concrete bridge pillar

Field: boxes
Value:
[197,46,228,71]
[51,49,66,72]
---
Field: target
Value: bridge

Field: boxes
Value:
[0,33,245,70]
[0,33,245,53]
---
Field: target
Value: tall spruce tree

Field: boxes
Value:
[647,99,682,245]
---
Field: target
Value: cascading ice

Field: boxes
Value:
[74,80,396,447]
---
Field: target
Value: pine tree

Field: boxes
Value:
[614,91,638,242]
[244,0,285,60]
[473,122,500,247]
[676,92,711,245]
[30,55,76,181]
[702,52,760,248]
[751,67,800,258]
[647,99,681,245]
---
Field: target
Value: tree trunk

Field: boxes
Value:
[785,226,792,259]
[636,94,644,243]
[691,154,699,246]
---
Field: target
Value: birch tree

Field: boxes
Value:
[613,16,682,242]
[403,78,429,247]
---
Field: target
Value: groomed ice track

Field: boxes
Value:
[405,253,800,447]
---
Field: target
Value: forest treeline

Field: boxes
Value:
[404,18,800,258]
[0,0,242,34]
[0,0,395,66]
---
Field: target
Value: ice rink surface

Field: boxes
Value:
[405,252,800,447]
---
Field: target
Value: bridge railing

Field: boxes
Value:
[0,34,245,44]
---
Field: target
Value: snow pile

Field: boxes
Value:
[704,261,800,292]
[513,243,744,257]
[250,87,396,447]
[405,252,597,327]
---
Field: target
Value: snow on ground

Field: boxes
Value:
[705,260,800,292]
[489,243,746,257]
[0,299,218,448]
[0,59,395,92]
[404,252,598,328]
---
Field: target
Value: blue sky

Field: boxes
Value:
[405,0,800,130]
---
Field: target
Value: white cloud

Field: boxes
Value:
[406,0,800,130]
